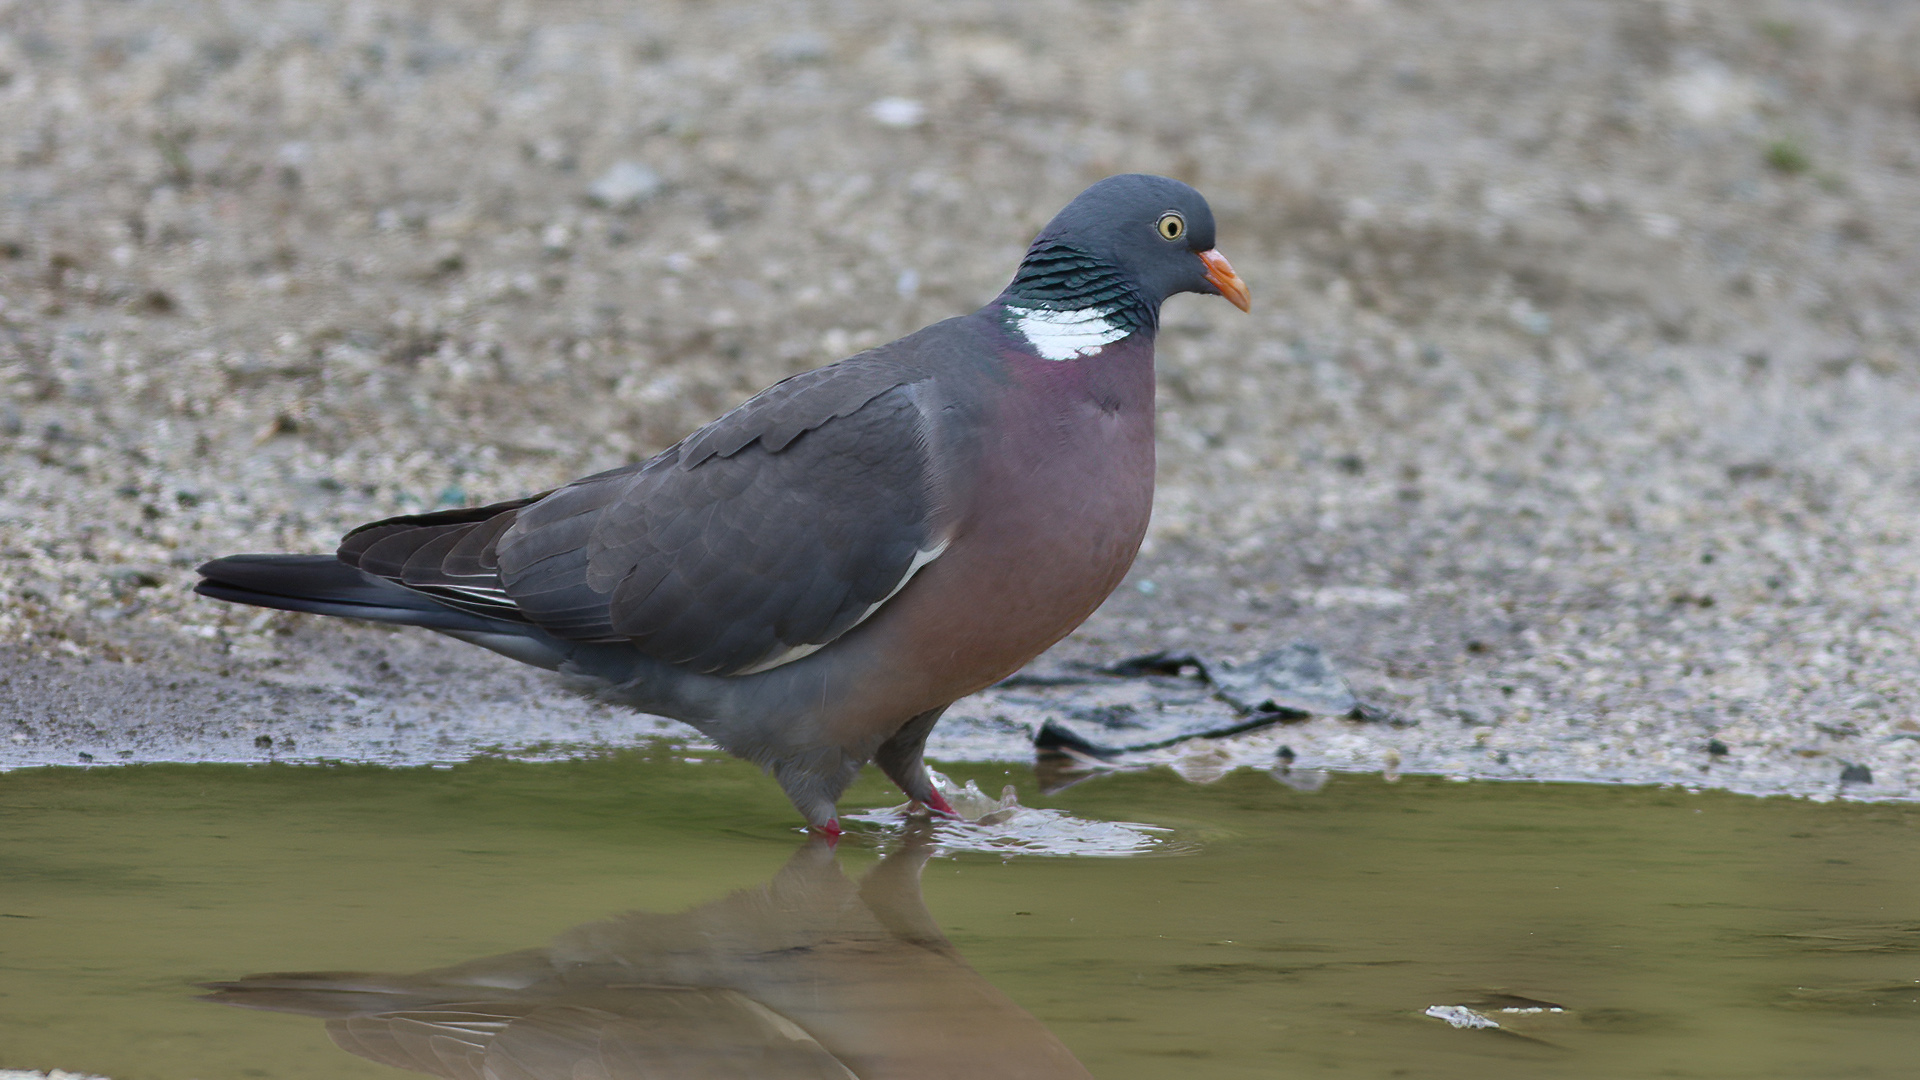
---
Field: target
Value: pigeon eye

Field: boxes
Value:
[1156,212,1185,241]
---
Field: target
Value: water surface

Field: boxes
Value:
[4,752,1918,1078]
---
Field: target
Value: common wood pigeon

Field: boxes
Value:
[197,173,1250,832]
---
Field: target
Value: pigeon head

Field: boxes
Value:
[1002,174,1250,333]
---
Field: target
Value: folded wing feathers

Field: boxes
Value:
[336,365,945,676]
[678,357,909,467]
[441,511,514,577]
[734,538,947,675]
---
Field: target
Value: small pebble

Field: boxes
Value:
[868,97,927,128]
[586,161,661,210]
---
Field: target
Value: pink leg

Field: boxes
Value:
[921,788,959,817]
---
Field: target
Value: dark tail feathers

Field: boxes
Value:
[195,554,506,634]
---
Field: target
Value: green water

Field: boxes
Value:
[3,752,1919,1078]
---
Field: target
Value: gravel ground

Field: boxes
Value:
[2,0,1917,799]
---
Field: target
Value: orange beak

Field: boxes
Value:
[1199,249,1251,312]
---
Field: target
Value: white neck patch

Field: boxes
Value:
[1005,305,1130,361]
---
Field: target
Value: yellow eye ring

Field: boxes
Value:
[1157,212,1185,241]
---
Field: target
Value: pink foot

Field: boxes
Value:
[921,789,959,818]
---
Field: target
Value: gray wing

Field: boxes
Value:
[322,996,857,1080]
[204,975,855,1080]
[339,358,951,677]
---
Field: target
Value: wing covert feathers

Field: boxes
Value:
[334,360,948,677]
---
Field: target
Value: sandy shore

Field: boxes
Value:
[2,0,1917,799]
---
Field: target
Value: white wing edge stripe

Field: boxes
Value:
[732,539,951,676]
[430,584,512,601]
[734,638,830,677]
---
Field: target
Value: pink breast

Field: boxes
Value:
[831,341,1158,730]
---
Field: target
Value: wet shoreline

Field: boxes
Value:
[4,1,1918,807]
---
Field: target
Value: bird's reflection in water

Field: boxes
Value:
[202,826,1093,1079]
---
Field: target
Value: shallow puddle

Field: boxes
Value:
[4,752,1919,1078]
